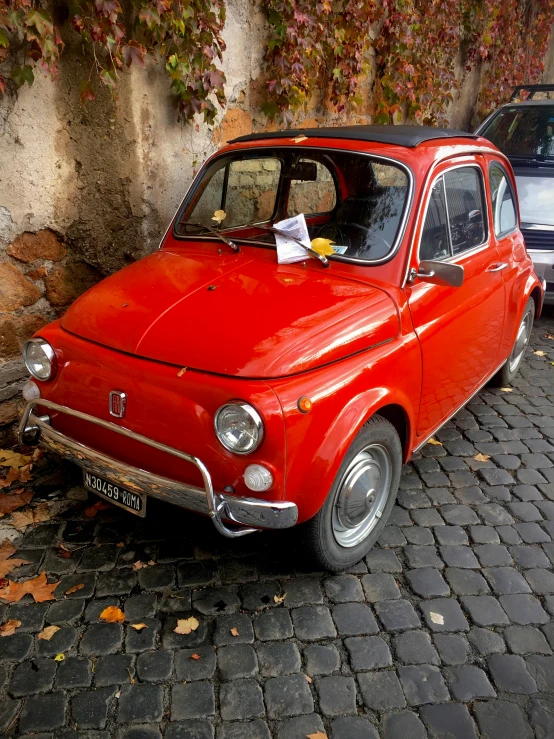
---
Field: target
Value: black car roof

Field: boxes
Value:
[230,125,479,148]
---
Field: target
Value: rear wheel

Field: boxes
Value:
[490,298,535,387]
[302,416,402,571]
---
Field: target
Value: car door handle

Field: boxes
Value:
[486,262,508,273]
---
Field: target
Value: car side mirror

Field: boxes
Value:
[410,260,465,288]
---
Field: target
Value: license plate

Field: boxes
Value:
[83,470,146,517]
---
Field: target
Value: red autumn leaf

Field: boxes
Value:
[123,40,146,68]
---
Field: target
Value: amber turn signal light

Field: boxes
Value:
[298,396,313,413]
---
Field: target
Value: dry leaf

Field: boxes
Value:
[65,583,85,595]
[0,489,33,516]
[174,617,200,635]
[0,450,32,469]
[190,653,202,660]
[473,453,491,462]
[38,625,61,641]
[305,674,312,683]
[545,334,554,340]
[0,572,60,604]
[307,733,328,739]
[114,690,121,698]
[0,540,16,560]
[11,502,52,531]
[230,627,239,637]
[0,619,21,637]
[292,134,308,143]
[116,542,125,548]
[273,594,286,604]
[147,560,156,566]
[429,612,444,625]
[0,539,30,578]
[310,238,335,257]
[54,653,65,661]
[100,606,125,623]
[177,367,187,377]
[85,500,112,518]
[534,350,547,357]
[427,438,443,446]
[212,209,227,224]
[500,387,513,393]
[130,623,148,631]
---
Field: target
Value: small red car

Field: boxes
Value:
[19,125,544,570]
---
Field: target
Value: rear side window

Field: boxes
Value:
[419,166,488,261]
[489,163,517,236]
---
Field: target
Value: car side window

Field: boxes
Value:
[420,178,450,261]
[443,167,487,255]
[489,163,517,237]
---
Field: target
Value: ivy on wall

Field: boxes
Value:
[0,0,226,123]
[262,0,554,125]
[0,0,553,125]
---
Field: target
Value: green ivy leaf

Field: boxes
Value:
[0,28,9,48]
[11,65,34,88]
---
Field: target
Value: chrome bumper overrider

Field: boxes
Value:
[18,400,298,538]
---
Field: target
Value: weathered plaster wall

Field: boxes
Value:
[0,3,553,442]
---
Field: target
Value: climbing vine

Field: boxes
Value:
[0,0,226,123]
[0,0,553,125]
[262,0,554,126]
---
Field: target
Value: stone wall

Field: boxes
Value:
[0,1,553,443]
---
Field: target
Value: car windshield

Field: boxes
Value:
[480,105,554,159]
[174,148,411,262]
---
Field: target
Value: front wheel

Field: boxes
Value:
[302,416,402,572]
[490,297,535,387]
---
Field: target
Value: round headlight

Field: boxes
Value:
[214,402,264,454]
[22,339,57,381]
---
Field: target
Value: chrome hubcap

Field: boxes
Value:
[332,444,392,548]
[509,311,531,374]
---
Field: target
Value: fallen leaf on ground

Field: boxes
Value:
[0,468,20,489]
[0,450,32,469]
[292,134,308,143]
[174,617,199,635]
[307,733,328,739]
[190,653,202,660]
[65,583,85,595]
[54,653,65,661]
[57,546,72,560]
[429,612,444,625]
[500,387,513,393]
[127,667,135,684]
[212,209,226,224]
[85,500,112,518]
[130,623,148,631]
[0,540,30,578]
[273,594,286,604]
[38,625,61,640]
[132,560,148,570]
[0,489,33,516]
[0,572,60,604]
[0,541,15,559]
[11,502,53,531]
[0,619,21,637]
[100,606,125,623]
[177,368,187,377]
[545,334,553,340]
[534,350,547,357]
[116,542,125,548]
[305,674,312,683]
[473,453,491,462]
[427,438,443,446]
[230,627,239,637]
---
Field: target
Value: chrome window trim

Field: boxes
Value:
[413,162,490,268]
[168,145,415,267]
[488,160,519,239]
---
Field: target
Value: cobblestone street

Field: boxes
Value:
[0,310,553,739]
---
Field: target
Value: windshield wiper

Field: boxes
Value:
[234,224,330,267]
[178,222,240,253]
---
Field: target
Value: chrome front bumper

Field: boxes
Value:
[18,400,298,538]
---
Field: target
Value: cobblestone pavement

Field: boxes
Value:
[1,311,554,739]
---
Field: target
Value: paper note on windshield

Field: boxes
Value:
[274,214,310,264]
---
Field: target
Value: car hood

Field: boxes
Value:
[60,249,399,378]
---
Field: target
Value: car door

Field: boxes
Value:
[405,158,506,440]
[487,159,527,359]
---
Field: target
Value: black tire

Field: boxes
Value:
[301,415,402,572]
[490,298,535,387]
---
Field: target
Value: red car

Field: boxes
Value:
[19,125,544,571]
